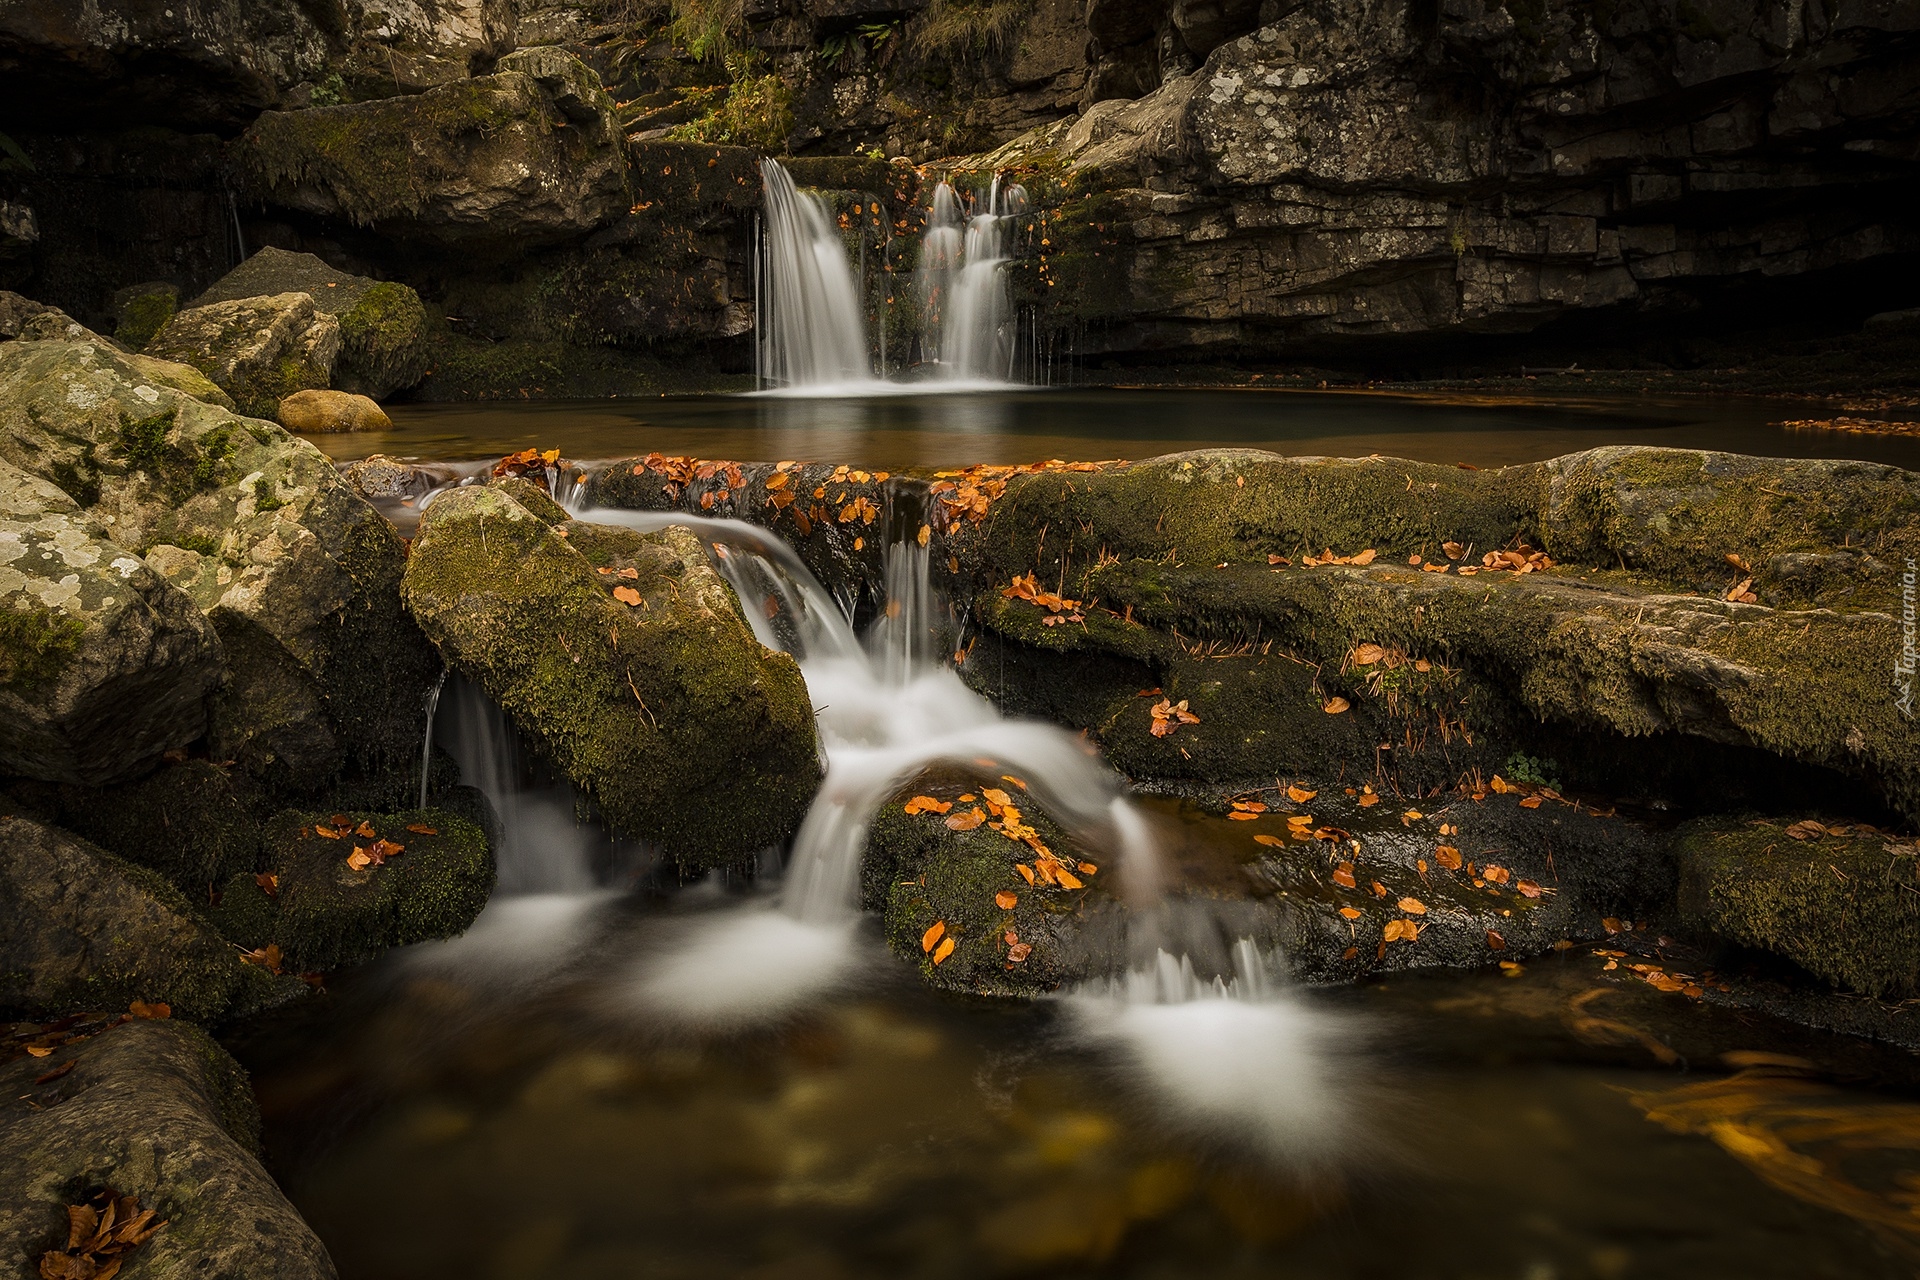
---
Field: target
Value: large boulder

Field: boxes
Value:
[209,807,493,972]
[190,249,431,400]
[230,50,633,250]
[0,460,222,786]
[0,814,267,1021]
[402,484,822,868]
[144,292,340,419]
[0,335,440,799]
[0,1018,336,1280]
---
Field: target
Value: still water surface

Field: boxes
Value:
[316,388,1920,471]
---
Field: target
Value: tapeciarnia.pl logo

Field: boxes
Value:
[1899,557,1917,718]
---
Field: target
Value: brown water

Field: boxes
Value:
[312,388,1920,471]
[233,887,1920,1280]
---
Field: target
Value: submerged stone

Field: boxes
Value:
[211,808,492,972]
[402,484,821,869]
[0,1019,336,1280]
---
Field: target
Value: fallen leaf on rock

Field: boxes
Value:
[406,824,438,835]
[1077,861,1098,875]
[1516,879,1544,899]
[982,788,1014,810]
[1518,796,1543,809]
[1351,643,1387,666]
[313,825,341,839]
[1006,941,1032,962]
[34,1060,75,1085]
[1356,793,1379,807]
[931,937,956,965]
[1483,865,1511,885]
[904,795,953,815]
[346,848,374,871]
[1332,864,1357,889]
[921,922,946,953]
[945,808,986,831]
[240,944,283,975]
[1442,541,1464,558]
[1402,809,1424,824]
[1371,881,1389,899]
[1286,785,1317,803]
[1435,846,1462,870]
[254,873,278,897]
[1785,820,1829,840]
[1053,866,1085,890]
[1149,698,1201,737]
[1015,863,1036,884]
[1397,897,1427,915]
[354,821,376,838]
[1487,930,1506,950]
[1338,907,1363,920]
[1323,697,1350,714]
[39,1189,167,1280]
[1603,917,1624,934]
[1343,946,1360,960]
[995,891,1018,910]
[1383,919,1421,943]
[1268,554,1289,566]
[128,1002,169,1020]
[1254,834,1285,848]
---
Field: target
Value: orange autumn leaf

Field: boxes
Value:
[314,824,342,839]
[1383,919,1421,943]
[1015,863,1036,884]
[945,808,986,831]
[981,788,1014,809]
[1338,906,1362,920]
[354,821,376,838]
[1076,862,1098,875]
[1331,864,1357,889]
[240,944,283,974]
[931,936,956,965]
[1227,811,1259,821]
[406,824,438,835]
[921,921,946,953]
[1323,697,1350,714]
[1518,796,1543,809]
[1286,785,1317,803]
[1356,792,1379,807]
[1434,845,1463,870]
[1483,865,1511,885]
[1397,897,1428,915]
[613,586,642,606]
[1370,881,1389,898]
[1007,941,1032,962]
[1254,834,1285,848]
[995,891,1018,910]
[1053,867,1085,890]
[129,1000,170,1020]
[1000,775,1029,791]
[346,847,375,871]
[1516,879,1544,898]
[1350,643,1387,666]
[903,795,953,815]
[1487,929,1506,950]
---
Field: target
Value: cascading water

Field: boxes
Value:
[757,159,876,392]
[916,179,1027,383]
[418,667,448,812]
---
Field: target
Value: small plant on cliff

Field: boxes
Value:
[908,0,1033,67]
[667,53,792,153]
[1501,751,1563,792]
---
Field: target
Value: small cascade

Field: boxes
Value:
[436,676,597,894]
[757,159,876,392]
[418,666,448,812]
[915,179,1027,383]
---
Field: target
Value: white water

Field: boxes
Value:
[757,159,877,391]
[921,178,1026,382]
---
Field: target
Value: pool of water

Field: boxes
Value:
[233,882,1920,1280]
[314,388,1920,471]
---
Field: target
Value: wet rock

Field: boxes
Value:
[110,282,180,351]
[959,448,1920,825]
[0,1019,336,1280]
[0,460,222,786]
[48,761,264,900]
[144,292,341,419]
[402,485,821,868]
[0,814,261,1021]
[338,455,442,504]
[1676,819,1920,999]
[278,389,392,434]
[191,249,431,400]
[231,51,632,250]
[209,808,492,972]
[0,336,439,799]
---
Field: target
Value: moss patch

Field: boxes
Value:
[0,606,85,692]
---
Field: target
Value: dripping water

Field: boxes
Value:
[418,666,447,812]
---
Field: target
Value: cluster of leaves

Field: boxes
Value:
[6,1003,172,1073]
[1148,697,1199,738]
[493,447,565,484]
[38,1190,166,1280]
[1002,572,1083,626]
[929,458,1117,530]
[314,815,427,873]
[904,778,1099,890]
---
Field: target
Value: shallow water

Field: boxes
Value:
[310,387,1920,472]
[232,889,1920,1280]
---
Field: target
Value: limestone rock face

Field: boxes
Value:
[971,0,1920,354]
[0,0,334,129]
[278,389,392,433]
[191,249,431,400]
[402,484,822,868]
[0,815,256,1021]
[0,461,221,786]
[338,0,518,95]
[144,293,341,419]
[0,1019,337,1280]
[0,336,439,798]
[231,51,634,250]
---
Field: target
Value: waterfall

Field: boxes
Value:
[418,667,447,812]
[757,159,876,392]
[436,676,597,894]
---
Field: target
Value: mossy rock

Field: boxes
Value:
[212,807,493,971]
[53,760,263,898]
[144,292,340,419]
[413,331,746,399]
[1676,818,1920,998]
[869,778,1126,996]
[402,485,821,869]
[112,286,178,351]
[0,814,257,1022]
[0,1020,335,1280]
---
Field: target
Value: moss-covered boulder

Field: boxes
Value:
[144,292,339,419]
[0,459,222,785]
[231,51,631,249]
[402,484,821,868]
[0,335,440,800]
[0,1019,336,1280]
[1677,819,1920,998]
[209,808,491,972]
[0,814,262,1021]
[190,248,430,399]
[51,760,263,899]
[110,281,179,350]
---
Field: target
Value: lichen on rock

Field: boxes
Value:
[144,291,340,419]
[402,484,821,869]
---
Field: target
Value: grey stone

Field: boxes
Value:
[144,293,340,420]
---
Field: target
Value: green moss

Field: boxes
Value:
[336,281,430,396]
[666,69,793,152]
[191,425,235,489]
[414,332,748,400]
[117,406,176,474]
[1677,819,1920,997]
[253,807,494,971]
[0,606,85,693]
[48,443,100,507]
[56,761,264,898]
[252,476,284,512]
[114,292,177,350]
